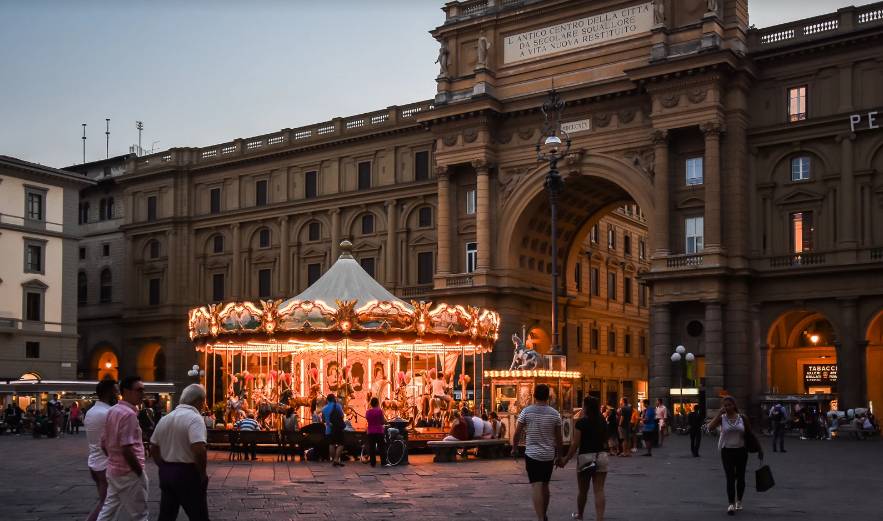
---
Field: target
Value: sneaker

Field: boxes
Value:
[735,501,743,511]
[727,504,735,516]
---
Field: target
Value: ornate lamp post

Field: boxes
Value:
[187,364,205,380]
[536,90,572,356]
[670,345,695,427]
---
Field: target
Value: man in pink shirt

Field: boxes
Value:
[97,376,148,521]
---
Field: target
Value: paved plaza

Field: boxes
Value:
[2,433,881,521]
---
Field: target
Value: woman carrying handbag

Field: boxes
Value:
[708,396,764,516]
[560,396,608,520]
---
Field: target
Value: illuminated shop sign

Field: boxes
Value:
[803,364,837,386]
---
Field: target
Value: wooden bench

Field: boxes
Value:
[427,439,509,462]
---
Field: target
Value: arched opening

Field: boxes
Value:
[137,342,166,381]
[89,345,119,381]
[766,311,838,396]
[866,310,883,414]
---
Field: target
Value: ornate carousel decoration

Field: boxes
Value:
[189,241,500,430]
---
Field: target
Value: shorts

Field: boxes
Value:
[577,452,609,474]
[618,426,631,440]
[327,429,345,445]
[642,430,656,443]
[525,455,555,483]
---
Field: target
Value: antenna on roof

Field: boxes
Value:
[105,119,110,159]
[81,123,87,164]
[136,121,144,156]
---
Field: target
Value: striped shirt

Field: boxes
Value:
[235,418,260,431]
[517,404,562,461]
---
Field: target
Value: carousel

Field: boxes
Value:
[188,241,500,432]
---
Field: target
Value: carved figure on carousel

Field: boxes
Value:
[367,363,390,405]
[428,368,454,426]
[510,333,540,370]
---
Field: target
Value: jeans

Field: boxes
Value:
[367,433,385,466]
[689,427,702,456]
[772,424,785,451]
[720,447,748,504]
[97,471,149,521]
[158,462,209,521]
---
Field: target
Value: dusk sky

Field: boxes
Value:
[1,0,875,168]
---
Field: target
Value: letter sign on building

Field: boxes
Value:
[803,364,838,387]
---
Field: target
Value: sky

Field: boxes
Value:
[0,0,876,168]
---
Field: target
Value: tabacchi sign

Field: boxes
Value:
[503,3,653,64]
[803,364,838,386]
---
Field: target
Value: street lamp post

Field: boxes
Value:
[536,90,572,356]
[187,364,205,382]
[670,345,695,428]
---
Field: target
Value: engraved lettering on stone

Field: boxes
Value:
[561,118,592,135]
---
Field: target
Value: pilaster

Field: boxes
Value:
[385,200,398,286]
[474,160,491,271]
[436,166,452,276]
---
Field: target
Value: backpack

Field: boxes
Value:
[772,408,785,425]
[329,404,344,430]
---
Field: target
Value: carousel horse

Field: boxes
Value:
[225,395,244,425]
[509,333,540,370]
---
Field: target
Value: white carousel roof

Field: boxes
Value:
[284,240,412,310]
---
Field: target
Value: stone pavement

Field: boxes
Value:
[1,432,881,520]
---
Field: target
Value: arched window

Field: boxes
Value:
[259,228,271,248]
[105,197,115,219]
[361,214,374,235]
[149,240,160,259]
[99,269,112,304]
[77,272,87,305]
[212,235,224,254]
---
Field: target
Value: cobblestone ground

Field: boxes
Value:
[2,432,881,520]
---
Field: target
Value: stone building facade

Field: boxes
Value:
[93,0,883,412]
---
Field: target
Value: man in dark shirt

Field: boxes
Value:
[687,406,703,457]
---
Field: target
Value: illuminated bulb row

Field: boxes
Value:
[483,370,582,379]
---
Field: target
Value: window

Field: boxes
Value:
[100,269,112,303]
[607,272,616,301]
[259,228,270,248]
[308,222,321,242]
[790,211,814,253]
[608,330,616,354]
[788,85,807,122]
[625,334,632,354]
[25,292,41,321]
[590,328,599,352]
[103,243,111,257]
[465,189,477,215]
[258,269,271,299]
[213,235,224,254]
[105,197,114,220]
[418,206,432,228]
[26,342,40,359]
[210,188,221,214]
[77,272,87,305]
[305,171,318,199]
[79,203,89,224]
[99,199,107,221]
[149,278,161,305]
[358,162,371,190]
[417,251,433,285]
[415,151,430,181]
[307,263,322,286]
[146,196,157,222]
[638,239,646,260]
[791,156,811,182]
[576,325,583,352]
[686,157,704,185]
[685,216,704,254]
[360,257,375,278]
[361,214,375,235]
[211,274,224,302]
[624,277,633,304]
[638,283,648,307]
[80,247,86,260]
[624,235,632,256]
[639,335,647,356]
[466,242,477,273]
[25,242,43,273]
[148,240,159,259]
[255,179,268,207]
[25,187,45,222]
[590,268,600,297]
[574,263,582,292]
[607,225,616,250]
[590,224,599,244]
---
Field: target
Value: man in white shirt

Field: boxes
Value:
[656,398,669,447]
[150,384,209,521]
[85,379,119,521]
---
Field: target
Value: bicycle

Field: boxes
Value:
[360,425,407,467]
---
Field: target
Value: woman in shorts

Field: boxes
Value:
[562,396,608,520]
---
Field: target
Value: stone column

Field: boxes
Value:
[166,229,176,305]
[704,301,724,410]
[701,122,723,252]
[837,133,857,248]
[330,209,341,261]
[231,223,241,299]
[652,130,670,257]
[279,216,290,294]
[837,298,865,409]
[385,200,398,286]
[650,303,672,401]
[436,166,452,275]
[474,160,491,271]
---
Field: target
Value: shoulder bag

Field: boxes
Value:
[741,414,762,454]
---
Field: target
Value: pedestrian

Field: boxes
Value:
[655,398,668,447]
[561,396,608,521]
[617,398,632,457]
[322,394,345,466]
[640,399,656,456]
[769,402,787,452]
[513,384,563,521]
[96,376,148,521]
[687,405,703,457]
[489,411,506,439]
[85,379,119,521]
[707,396,763,515]
[605,406,619,455]
[150,384,209,521]
[234,412,260,460]
[70,401,82,434]
[365,397,386,467]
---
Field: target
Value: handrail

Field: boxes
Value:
[749,2,883,52]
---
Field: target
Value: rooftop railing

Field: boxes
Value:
[131,100,434,173]
[749,2,883,52]
[442,0,539,22]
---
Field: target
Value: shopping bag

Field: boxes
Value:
[755,464,775,492]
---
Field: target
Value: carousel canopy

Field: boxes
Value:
[188,240,500,355]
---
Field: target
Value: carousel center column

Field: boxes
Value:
[435,165,452,277]
[231,223,241,298]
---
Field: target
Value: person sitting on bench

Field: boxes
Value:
[443,411,468,441]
